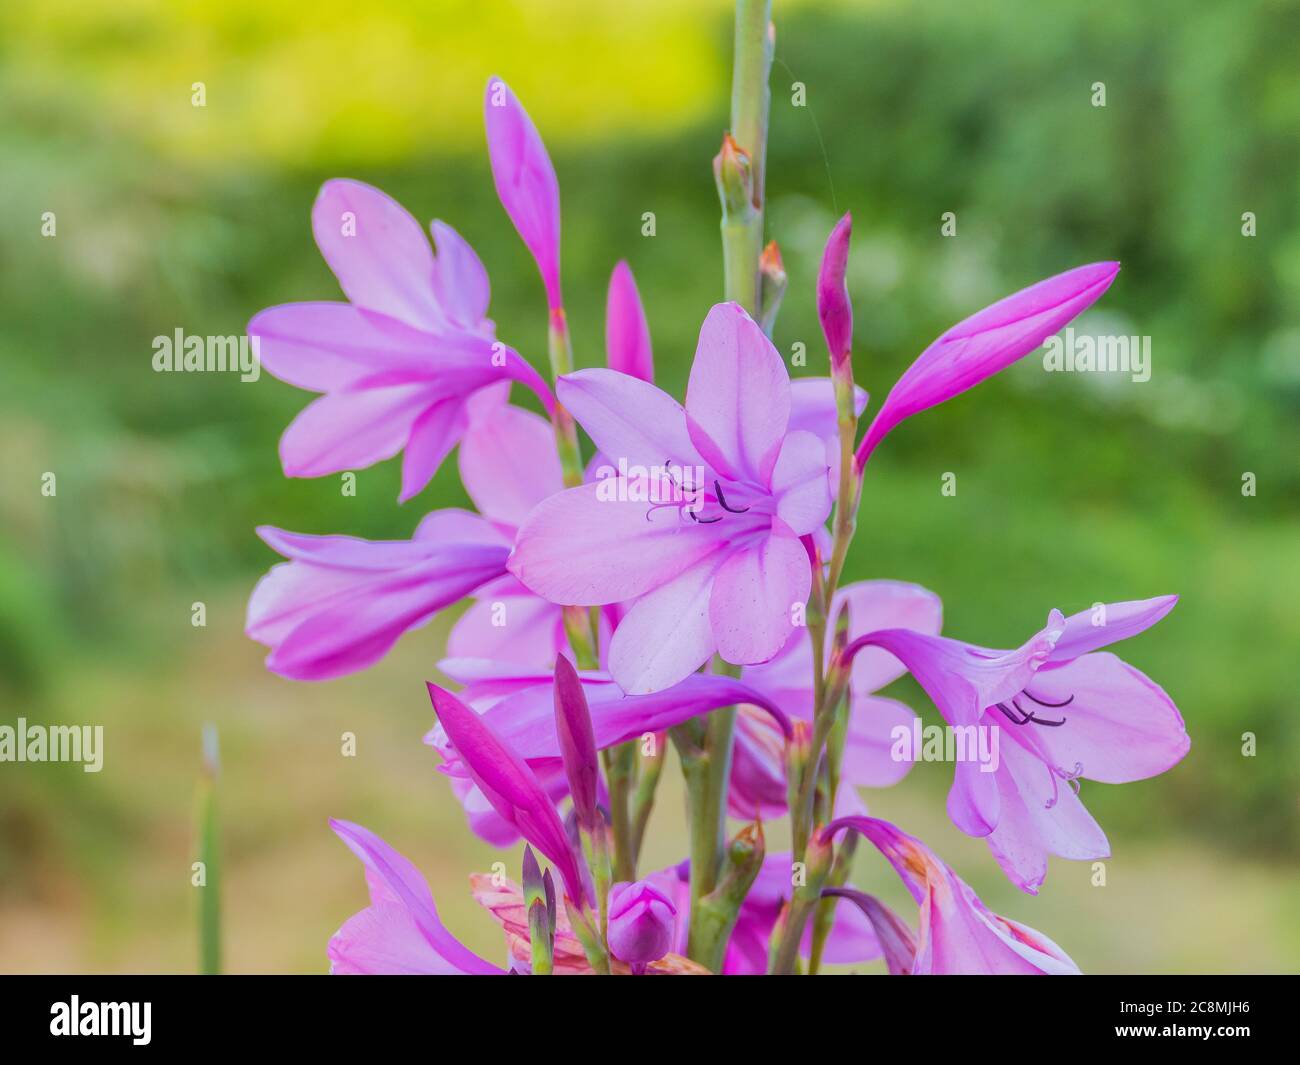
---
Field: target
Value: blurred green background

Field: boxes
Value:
[2,0,1297,973]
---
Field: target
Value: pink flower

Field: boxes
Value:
[249,179,553,503]
[509,302,834,693]
[246,512,512,681]
[854,262,1121,470]
[839,596,1188,892]
[824,817,1079,974]
[484,79,562,312]
[328,819,503,975]
[605,260,654,383]
[607,880,677,970]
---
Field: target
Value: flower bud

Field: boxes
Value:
[607,879,677,969]
[552,654,600,832]
[758,240,787,334]
[713,133,754,217]
[817,212,853,370]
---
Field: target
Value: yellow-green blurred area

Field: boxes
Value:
[1,0,1298,973]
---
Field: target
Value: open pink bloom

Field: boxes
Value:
[249,179,553,502]
[728,579,943,820]
[854,261,1120,470]
[246,512,511,681]
[510,302,833,694]
[825,817,1079,974]
[840,595,1188,893]
[608,880,677,969]
[429,682,587,906]
[484,78,562,312]
[328,819,503,975]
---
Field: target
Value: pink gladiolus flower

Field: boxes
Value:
[249,179,553,503]
[484,78,563,312]
[328,819,504,975]
[839,595,1188,893]
[817,212,853,369]
[824,817,1080,974]
[429,682,587,906]
[607,880,677,971]
[605,261,654,383]
[246,512,512,681]
[509,302,834,694]
[854,261,1120,470]
[728,579,943,819]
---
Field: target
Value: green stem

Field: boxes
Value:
[546,309,584,487]
[602,743,638,881]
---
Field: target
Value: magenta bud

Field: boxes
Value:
[817,212,853,369]
[607,880,677,968]
[553,654,600,832]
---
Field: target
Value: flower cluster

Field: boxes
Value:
[246,58,1188,975]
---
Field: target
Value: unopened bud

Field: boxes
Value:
[817,212,853,370]
[713,133,754,217]
[759,240,787,334]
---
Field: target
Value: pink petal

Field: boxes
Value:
[605,260,654,382]
[833,580,944,693]
[609,552,726,694]
[328,819,502,975]
[484,78,562,310]
[458,403,563,528]
[1049,595,1178,661]
[429,219,491,331]
[557,369,703,472]
[312,180,443,332]
[248,302,438,393]
[856,262,1120,466]
[769,429,833,535]
[841,694,919,788]
[709,522,811,666]
[685,302,790,485]
[399,399,469,503]
[509,482,724,606]
[278,383,433,478]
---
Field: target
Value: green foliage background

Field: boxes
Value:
[1,0,1296,972]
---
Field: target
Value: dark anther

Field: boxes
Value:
[688,510,722,524]
[995,697,1067,728]
[714,481,750,514]
[1022,690,1075,709]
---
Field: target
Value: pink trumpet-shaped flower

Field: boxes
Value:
[824,817,1079,974]
[607,880,677,970]
[249,179,553,502]
[484,78,563,312]
[840,595,1188,893]
[817,212,853,369]
[246,512,512,681]
[428,682,586,906]
[854,261,1120,470]
[605,261,654,382]
[510,302,833,694]
[328,819,504,975]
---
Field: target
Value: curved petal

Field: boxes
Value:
[685,302,790,485]
[399,399,469,503]
[770,429,833,535]
[312,180,442,332]
[1010,652,1189,784]
[710,522,811,666]
[558,369,702,472]
[279,383,433,478]
[610,552,726,693]
[458,403,564,528]
[1048,595,1178,662]
[328,819,502,975]
[430,220,491,331]
[842,694,919,789]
